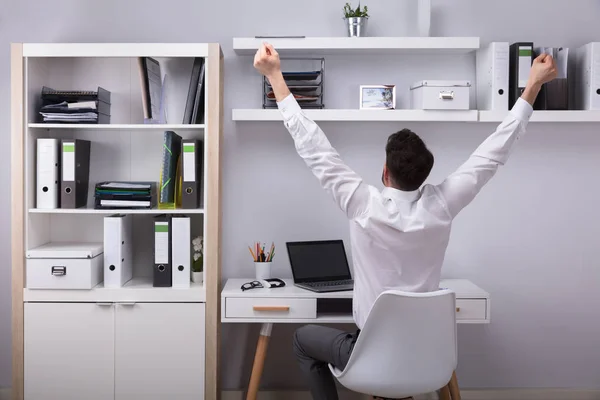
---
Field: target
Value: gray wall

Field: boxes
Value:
[1,0,600,390]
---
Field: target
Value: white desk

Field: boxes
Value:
[221,278,490,400]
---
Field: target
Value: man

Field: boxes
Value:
[254,43,557,400]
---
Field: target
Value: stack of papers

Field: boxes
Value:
[94,182,155,209]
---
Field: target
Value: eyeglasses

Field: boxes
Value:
[241,280,264,291]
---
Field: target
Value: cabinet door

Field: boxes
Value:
[115,303,205,400]
[24,303,115,400]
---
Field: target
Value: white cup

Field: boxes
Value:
[255,262,272,280]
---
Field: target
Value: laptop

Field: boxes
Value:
[286,240,354,293]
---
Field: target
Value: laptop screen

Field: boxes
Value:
[286,240,352,283]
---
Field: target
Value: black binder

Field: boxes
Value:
[60,139,91,209]
[181,139,204,209]
[509,42,534,109]
[153,215,172,287]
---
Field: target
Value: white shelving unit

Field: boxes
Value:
[11,43,223,400]
[479,110,600,123]
[233,36,481,55]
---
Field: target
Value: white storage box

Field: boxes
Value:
[410,80,471,110]
[26,243,104,289]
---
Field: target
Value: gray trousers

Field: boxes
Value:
[293,324,359,400]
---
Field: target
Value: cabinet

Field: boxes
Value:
[24,302,205,400]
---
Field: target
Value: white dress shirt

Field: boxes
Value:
[278,95,533,329]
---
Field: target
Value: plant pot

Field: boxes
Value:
[191,271,203,284]
[346,17,368,37]
[254,262,272,280]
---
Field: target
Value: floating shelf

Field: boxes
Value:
[479,110,600,123]
[23,278,206,303]
[29,207,205,215]
[28,123,205,130]
[233,37,481,56]
[232,109,479,122]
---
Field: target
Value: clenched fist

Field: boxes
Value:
[254,43,281,79]
[529,53,558,87]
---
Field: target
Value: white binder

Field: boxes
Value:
[36,138,60,209]
[172,216,191,288]
[476,42,509,111]
[103,214,133,288]
[574,42,600,110]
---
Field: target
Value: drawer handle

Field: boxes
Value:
[51,266,66,276]
[253,306,290,312]
[439,91,455,100]
[456,307,461,312]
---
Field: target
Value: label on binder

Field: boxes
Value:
[155,222,169,264]
[183,142,195,182]
[518,46,532,88]
[62,142,75,181]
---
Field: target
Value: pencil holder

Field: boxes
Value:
[255,262,272,280]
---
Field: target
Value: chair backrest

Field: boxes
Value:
[338,289,457,398]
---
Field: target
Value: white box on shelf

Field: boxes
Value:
[26,243,104,289]
[410,80,471,110]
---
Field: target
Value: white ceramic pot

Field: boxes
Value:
[254,262,272,280]
[191,271,203,284]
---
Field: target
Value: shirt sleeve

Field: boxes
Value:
[278,94,371,219]
[435,98,534,218]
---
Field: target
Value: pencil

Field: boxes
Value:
[248,246,257,261]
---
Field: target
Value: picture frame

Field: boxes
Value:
[359,85,396,110]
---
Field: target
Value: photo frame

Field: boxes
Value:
[359,85,396,110]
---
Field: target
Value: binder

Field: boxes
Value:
[36,138,60,209]
[182,139,204,209]
[159,131,182,208]
[573,42,600,110]
[61,139,91,209]
[172,216,191,288]
[476,42,509,111]
[509,42,534,109]
[536,47,569,110]
[183,58,204,124]
[153,215,172,287]
[103,214,133,288]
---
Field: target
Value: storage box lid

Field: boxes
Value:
[410,80,472,90]
[26,242,104,259]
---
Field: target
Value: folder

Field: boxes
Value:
[153,215,172,287]
[182,139,204,209]
[103,214,133,288]
[509,42,533,109]
[183,58,205,124]
[172,216,191,288]
[573,42,600,110]
[36,138,60,209]
[61,139,91,209]
[476,42,509,111]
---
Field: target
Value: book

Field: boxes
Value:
[138,57,163,120]
[183,58,204,124]
[191,61,206,124]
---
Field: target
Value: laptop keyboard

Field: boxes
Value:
[304,280,354,287]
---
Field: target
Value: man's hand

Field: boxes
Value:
[253,43,291,102]
[254,43,281,80]
[521,53,558,106]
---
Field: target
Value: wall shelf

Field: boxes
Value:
[479,110,600,123]
[233,36,481,55]
[28,207,205,215]
[23,278,206,302]
[232,108,479,122]
[28,123,205,130]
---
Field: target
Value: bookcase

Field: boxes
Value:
[10,43,223,400]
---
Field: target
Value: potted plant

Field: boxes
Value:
[343,2,369,37]
[192,236,203,284]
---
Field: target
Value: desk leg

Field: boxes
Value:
[448,371,461,400]
[246,323,273,400]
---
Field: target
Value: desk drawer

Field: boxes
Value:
[226,298,317,319]
[455,299,487,321]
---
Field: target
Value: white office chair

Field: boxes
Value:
[329,289,457,399]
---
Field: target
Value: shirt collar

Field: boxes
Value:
[382,186,421,202]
